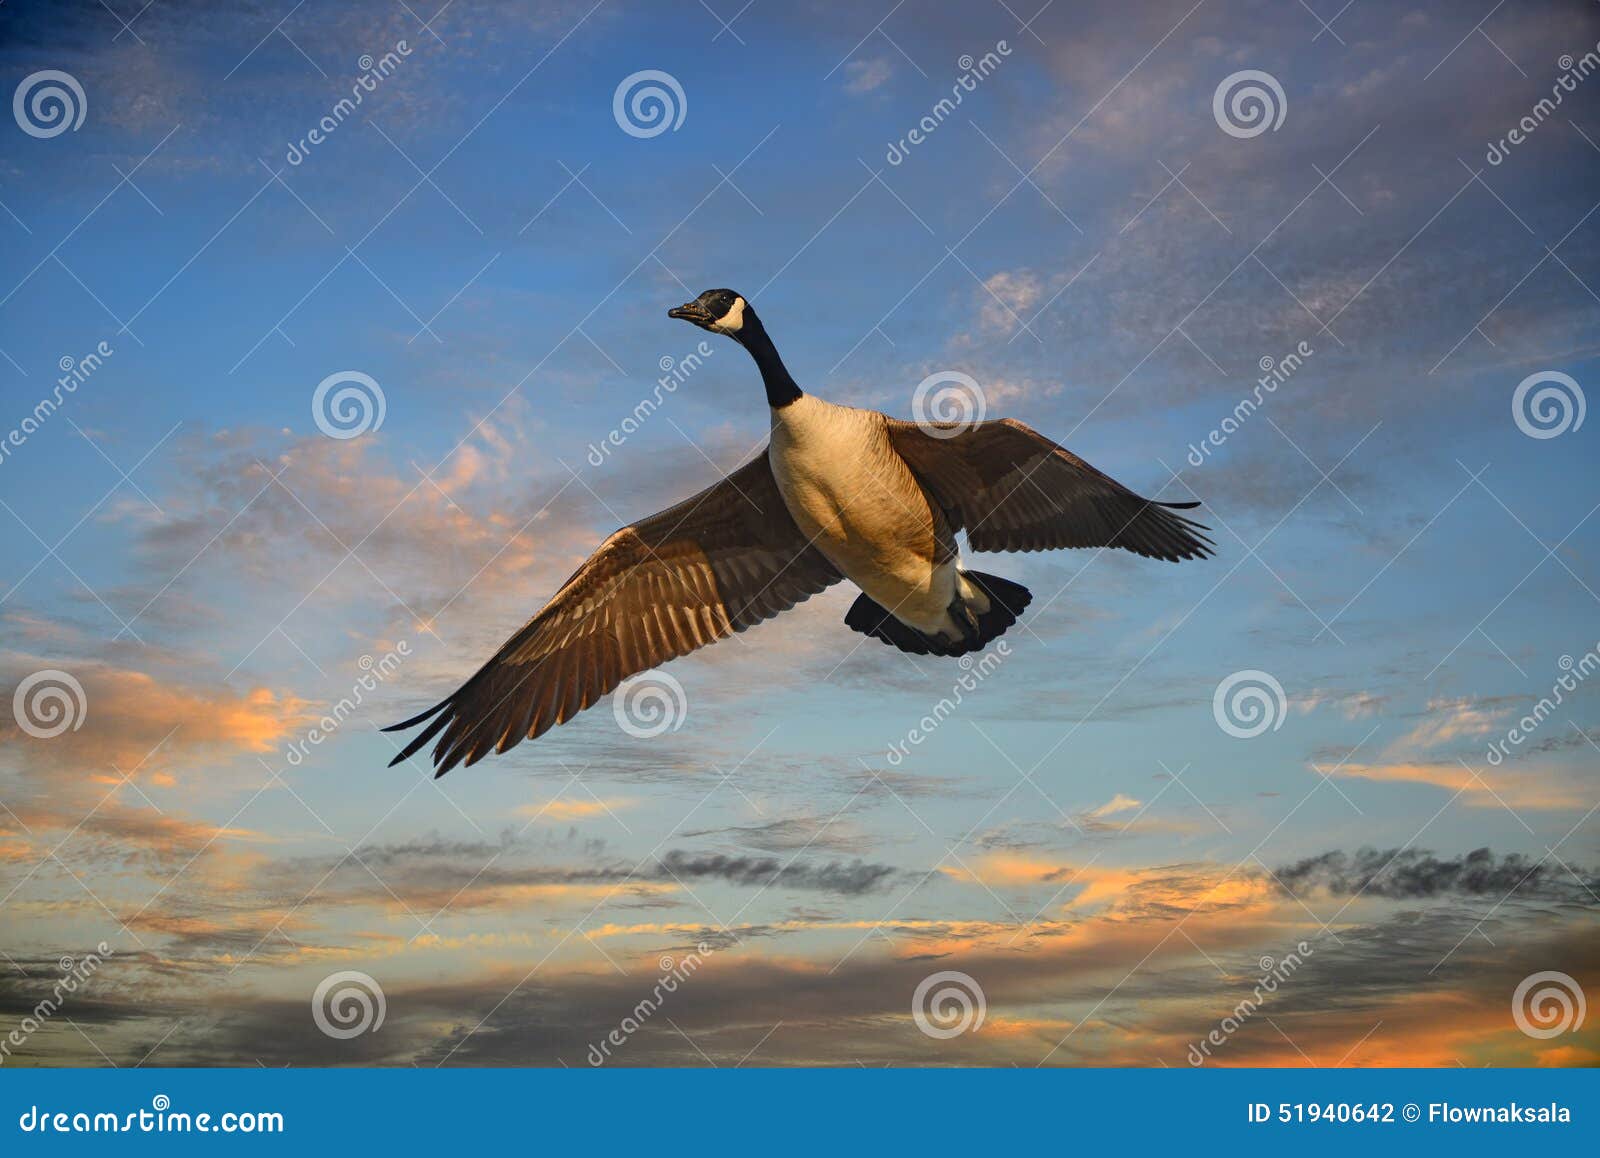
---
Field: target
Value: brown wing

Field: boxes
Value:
[385,452,840,776]
[885,417,1214,561]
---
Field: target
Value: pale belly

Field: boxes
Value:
[769,399,957,633]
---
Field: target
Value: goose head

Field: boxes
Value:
[668,288,801,407]
[668,288,754,341]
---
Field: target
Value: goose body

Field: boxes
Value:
[386,288,1214,776]
[769,395,960,637]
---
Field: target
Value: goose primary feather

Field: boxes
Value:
[386,288,1213,776]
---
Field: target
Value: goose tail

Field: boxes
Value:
[843,571,1032,657]
[955,570,1031,652]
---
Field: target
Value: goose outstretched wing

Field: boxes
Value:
[885,417,1214,561]
[385,452,839,776]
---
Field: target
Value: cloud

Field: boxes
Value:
[940,855,1271,915]
[1294,689,1388,718]
[1087,794,1141,819]
[679,815,881,855]
[978,270,1044,334]
[205,836,905,930]
[1310,693,1592,810]
[1273,847,1599,903]
[656,851,899,895]
[7,841,1594,1067]
[516,797,632,823]
[1318,760,1590,811]
[1398,697,1498,747]
[843,58,892,94]
[0,658,310,788]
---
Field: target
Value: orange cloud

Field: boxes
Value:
[942,855,1277,915]
[515,797,633,822]
[3,658,311,786]
[1319,761,1588,810]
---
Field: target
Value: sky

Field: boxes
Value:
[0,0,1597,1067]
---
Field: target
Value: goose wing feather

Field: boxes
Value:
[884,417,1214,561]
[385,451,839,776]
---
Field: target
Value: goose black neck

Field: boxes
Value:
[741,322,802,409]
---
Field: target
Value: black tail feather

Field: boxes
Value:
[962,570,1032,649]
[844,592,951,656]
[844,570,1033,658]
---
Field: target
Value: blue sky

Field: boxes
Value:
[1,0,1597,1066]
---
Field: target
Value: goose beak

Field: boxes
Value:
[668,302,712,325]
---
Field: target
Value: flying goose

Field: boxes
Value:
[387,288,1212,775]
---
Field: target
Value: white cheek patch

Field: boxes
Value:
[710,296,746,334]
